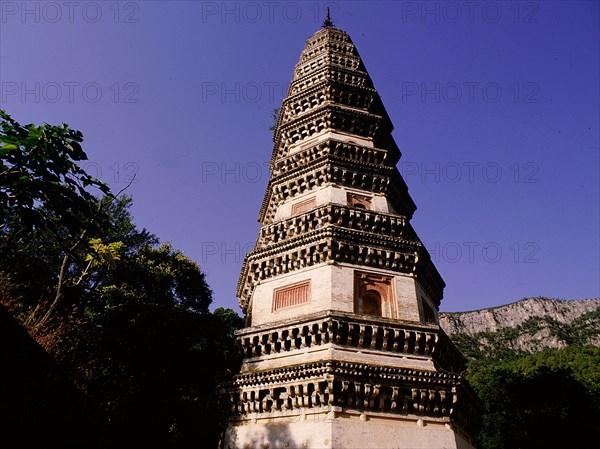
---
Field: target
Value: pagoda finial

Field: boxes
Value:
[322,7,334,27]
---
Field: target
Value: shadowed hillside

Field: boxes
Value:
[0,305,108,449]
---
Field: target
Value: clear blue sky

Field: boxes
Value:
[1,1,598,313]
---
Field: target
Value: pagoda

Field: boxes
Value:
[221,15,480,449]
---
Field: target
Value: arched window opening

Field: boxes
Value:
[361,290,382,316]
[354,271,395,319]
[347,192,372,210]
[421,297,437,324]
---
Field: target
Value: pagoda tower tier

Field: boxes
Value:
[221,22,481,449]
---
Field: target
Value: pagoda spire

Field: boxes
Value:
[322,7,334,27]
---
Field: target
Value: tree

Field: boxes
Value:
[23,192,246,447]
[467,346,600,449]
[1,111,244,447]
[1,109,113,327]
[0,109,110,235]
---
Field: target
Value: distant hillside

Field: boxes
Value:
[439,297,600,359]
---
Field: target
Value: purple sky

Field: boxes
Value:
[1,1,598,313]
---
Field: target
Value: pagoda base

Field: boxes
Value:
[221,318,480,449]
[222,408,475,449]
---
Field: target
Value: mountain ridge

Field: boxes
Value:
[439,297,600,358]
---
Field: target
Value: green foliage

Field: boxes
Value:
[467,346,600,449]
[570,308,600,344]
[214,306,246,338]
[0,110,110,235]
[0,111,244,447]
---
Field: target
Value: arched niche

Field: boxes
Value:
[361,290,382,316]
[347,192,372,210]
[420,296,438,324]
[354,271,395,318]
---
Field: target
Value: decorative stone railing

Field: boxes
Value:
[287,65,371,98]
[257,205,410,246]
[275,75,371,138]
[302,27,352,52]
[241,229,407,293]
[235,312,465,373]
[279,83,376,124]
[292,52,363,80]
[265,160,393,218]
[273,65,377,144]
[276,105,382,151]
[260,161,414,225]
[237,228,444,308]
[226,364,457,415]
[299,39,356,63]
[274,140,389,176]
[221,360,481,439]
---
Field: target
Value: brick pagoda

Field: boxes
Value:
[220,16,480,449]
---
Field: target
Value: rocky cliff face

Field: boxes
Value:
[439,297,600,358]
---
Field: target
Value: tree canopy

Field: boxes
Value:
[466,345,600,449]
[0,110,243,448]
